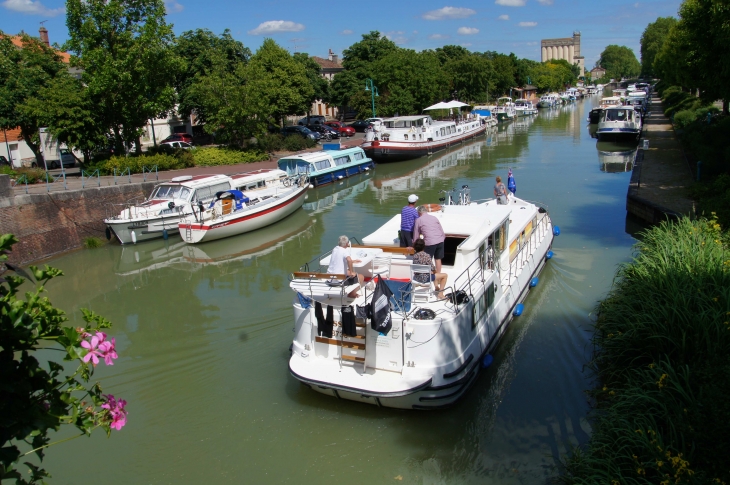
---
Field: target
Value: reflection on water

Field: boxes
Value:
[597,149,636,173]
[39,94,639,484]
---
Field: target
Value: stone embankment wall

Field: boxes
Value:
[0,175,157,265]
[626,150,682,224]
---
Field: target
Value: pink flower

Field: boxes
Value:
[80,333,103,365]
[98,337,118,366]
[101,394,128,431]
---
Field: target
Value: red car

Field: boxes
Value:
[324,121,355,138]
[162,133,193,144]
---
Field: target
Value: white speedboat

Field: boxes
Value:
[178,170,308,244]
[288,191,557,409]
[105,174,236,245]
[597,105,642,141]
[514,100,538,116]
[537,93,559,108]
[471,106,499,127]
[362,114,486,162]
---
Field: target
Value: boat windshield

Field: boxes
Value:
[151,185,192,200]
[605,109,630,121]
[278,158,312,175]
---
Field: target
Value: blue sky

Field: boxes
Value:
[1,0,681,68]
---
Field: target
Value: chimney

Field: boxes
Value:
[39,26,49,47]
[328,48,339,65]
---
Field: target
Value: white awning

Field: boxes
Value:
[443,100,469,109]
[423,102,450,111]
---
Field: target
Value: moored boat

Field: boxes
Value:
[515,99,538,116]
[597,105,642,141]
[178,170,308,244]
[287,187,556,409]
[362,114,486,162]
[105,174,236,245]
[537,93,559,108]
[277,147,374,187]
[494,97,517,122]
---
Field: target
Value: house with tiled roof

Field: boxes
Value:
[309,49,343,119]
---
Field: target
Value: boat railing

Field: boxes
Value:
[501,213,552,288]
[105,196,147,220]
[298,237,363,272]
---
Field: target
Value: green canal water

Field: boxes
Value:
[39,97,639,484]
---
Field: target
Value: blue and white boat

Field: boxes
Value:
[277,147,375,187]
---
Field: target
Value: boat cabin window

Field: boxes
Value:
[314,159,331,171]
[440,128,445,136]
[193,182,231,201]
[333,155,350,166]
[353,151,364,160]
[404,134,408,140]
[151,185,192,200]
[442,235,468,266]
[472,280,496,328]
[488,219,508,255]
[277,158,311,175]
[605,109,629,121]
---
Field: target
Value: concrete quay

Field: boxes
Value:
[626,94,695,224]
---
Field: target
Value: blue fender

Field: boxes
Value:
[546,250,554,260]
[513,303,525,317]
[553,226,561,236]
[530,277,539,287]
[481,354,494,368]
[162,229,168,240]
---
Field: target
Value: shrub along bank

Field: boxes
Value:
[560,217,730,484]
[659,85,730,227]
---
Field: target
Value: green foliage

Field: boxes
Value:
[64,0,181,153]
[254,133,314,152]
[95,152,193,175]
[293,52,331,108]
[2,167,47,185]
[598,45,641,80]
[690,174,730,228]
[640,17,678,77]
[83,237,104,249]
[190,147,268,166]
[0,32,69,166]
[560,217,730,484]
[530,60,577,92]
[0,234,126,484]
[283,134,317,152]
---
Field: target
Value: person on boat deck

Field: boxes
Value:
[412,239,447,299]
[399,194,419,248]
[327,235,364,298]
[494,176,509,205]
[413,206,446,273]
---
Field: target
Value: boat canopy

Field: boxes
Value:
[423,100,469,111]
[209,189,249,209]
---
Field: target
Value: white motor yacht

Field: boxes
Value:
[287,190,557,409]
[515,100,538,116]
[597,105,643,141]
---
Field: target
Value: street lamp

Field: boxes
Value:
[364,78,379,118]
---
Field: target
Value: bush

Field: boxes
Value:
[560,217,730,484]
[672,109,697,129]
[689,174,730,228]
[253,133,317,153]
[283,135,316,152]
[190,147,269,166]
[11,167,47,184]
[95,153,194,176]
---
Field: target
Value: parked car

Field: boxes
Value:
[307,124,340,139]
[46,148,76,169]
[348,120,372,132]
[324,121,355,137]
[161,133,193,144]
[0,155,9,167]
[298,115,326,126]
[282,125,321,140]
[160,141,192,150]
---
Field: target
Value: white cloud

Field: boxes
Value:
[429,33,450,39]
[495,0,525,6]
[498,14,509,20]
[384,31,408,44]
[340,29,353,35]
[536,0,553,4]
[2,0,63,16]
[422,6,476,20]
[457,27,479,35]
[248,20,305,35]
[461,43,472,47]
[164,0,184,13]
[518,21,537,27]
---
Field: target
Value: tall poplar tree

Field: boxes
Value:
[64,0,181,153]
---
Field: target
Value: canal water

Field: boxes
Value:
[39,96,638,484]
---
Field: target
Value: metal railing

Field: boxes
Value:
[298,236,363,272]
[501,213,552,288]
[44,171,67,192]
[114,167,131,185]
[143,165,158,182]
[81,169,100,188]
[11,174,29,194]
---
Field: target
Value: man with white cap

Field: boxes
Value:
[399,194,419,247]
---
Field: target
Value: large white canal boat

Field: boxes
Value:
[177,170,308,244]
[362,114,487,162]
[105,174,236,245]
[287,191,557,409]
[597,105,642,141]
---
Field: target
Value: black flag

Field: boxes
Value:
[369,276,394,335]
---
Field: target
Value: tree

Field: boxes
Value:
[598,45,641,80]
[443,54,493,103]
[0,33,69,166]
[640,17,678,77]
[174,28,251,124]
[293,52,330,122]
[65,0,181,154]
[0,234,127,484]
[341,31,398,73]
[530,61,576,92]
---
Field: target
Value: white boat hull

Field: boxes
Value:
[180,187,307,244]
[105,213,188,244]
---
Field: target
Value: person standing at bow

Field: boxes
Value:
[399,194,419,248]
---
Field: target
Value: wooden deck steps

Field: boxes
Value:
[316,319,368,364]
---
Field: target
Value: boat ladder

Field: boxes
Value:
[184,225,192,242]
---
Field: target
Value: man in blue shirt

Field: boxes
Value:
[399,194,419,247]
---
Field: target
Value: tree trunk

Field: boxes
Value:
[724,99,729,116]
[112,125,123,156]
[20,126,43,169]
[135,136,143,154]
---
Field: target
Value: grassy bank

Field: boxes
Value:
[560,217,730,484]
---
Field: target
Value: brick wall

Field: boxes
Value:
[0,181,157,265]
